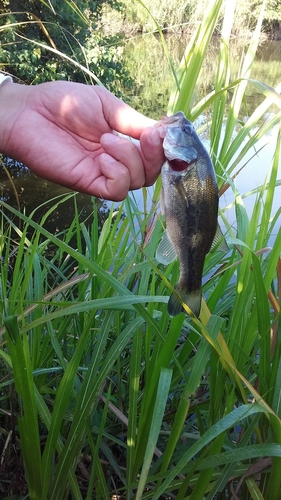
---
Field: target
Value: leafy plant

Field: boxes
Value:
[0,0,131,94]
[1,0,281,498]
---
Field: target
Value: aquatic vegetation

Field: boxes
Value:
[0,0,281,498]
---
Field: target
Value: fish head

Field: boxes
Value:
[157,111,205,173]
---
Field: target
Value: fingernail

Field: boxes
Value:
[150,128,162,146]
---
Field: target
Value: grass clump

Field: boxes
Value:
[1,0,281,499]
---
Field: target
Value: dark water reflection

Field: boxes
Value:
[0,158,110,237]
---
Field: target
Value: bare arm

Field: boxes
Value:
[0,80,164,201]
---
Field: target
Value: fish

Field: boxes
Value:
[156,111,227,317]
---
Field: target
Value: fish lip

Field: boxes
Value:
[163,133,197,172]
[164,145,197,172]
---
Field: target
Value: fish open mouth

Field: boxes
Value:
[169,158,192,172]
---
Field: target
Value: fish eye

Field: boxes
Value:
[182,123,193,134]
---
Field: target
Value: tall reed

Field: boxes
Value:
[0,0,281,498]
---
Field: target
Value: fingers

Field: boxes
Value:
[97,153,131,201]
[100,133,145,190]
[101,126,164,188]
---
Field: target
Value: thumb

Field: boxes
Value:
[140,127,165,186]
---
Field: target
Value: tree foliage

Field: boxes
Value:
[120,0,281,35]
[0,0,132,94]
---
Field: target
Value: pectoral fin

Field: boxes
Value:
[211,224,229,252]
[156,230,177,265]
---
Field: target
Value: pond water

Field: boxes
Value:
[123,35,281,118]
[1,35,281,241]
[123,35,281,245]
[0,158,110,237]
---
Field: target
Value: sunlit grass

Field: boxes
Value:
[1,0,281,499]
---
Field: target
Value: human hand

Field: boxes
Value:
[0,80,164,201]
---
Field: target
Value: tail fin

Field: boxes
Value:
[167,284,202,318]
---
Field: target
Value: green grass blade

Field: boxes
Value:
[34,385,82,499]
[127,328,143,495]
[158,335,212,479]
[152,404,267,499]
[135,367,172,500]
[41,309,97,499]
[168,0,223,116]
[4,315,43,499]
[135,0,179,90]
[49,315,145,499]
[218,0,266,159]
[210,0,234,159]
[198,443,281,470]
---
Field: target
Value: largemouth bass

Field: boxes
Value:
[156,111,226,317]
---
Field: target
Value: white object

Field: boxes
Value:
[0,73,13,86]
